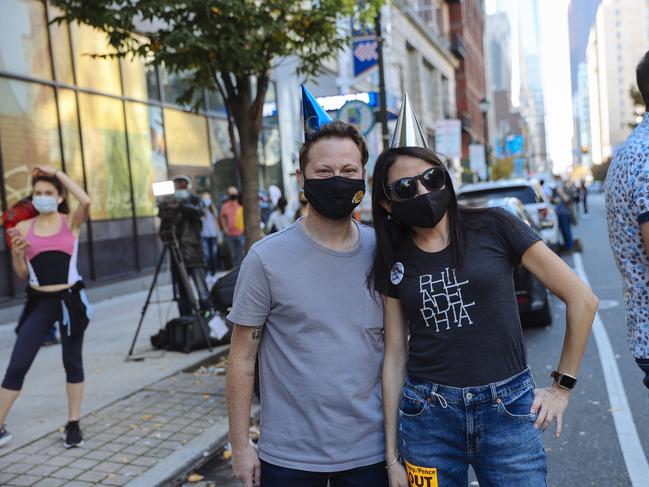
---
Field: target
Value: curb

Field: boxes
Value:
[126,404,260,487]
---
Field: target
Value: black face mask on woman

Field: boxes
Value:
[303,176,366,220]
[389,189,451,228]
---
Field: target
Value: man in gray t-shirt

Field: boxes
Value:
[226,121,386,487]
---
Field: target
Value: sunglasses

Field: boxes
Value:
[384,166,446,201]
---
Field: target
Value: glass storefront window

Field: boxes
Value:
[206,90,227,116]
[0,79,61,208]
[57,88,85,189]
[160,68,201,107]
[77,93,132,219]
[121,56,148,101]
[209,117,234,163]
[126,102,167,216]
[47,5,75,84]
[259,125,281,167]
[0,0,52,80]
[70,23,122,96]
[164,108,210,167]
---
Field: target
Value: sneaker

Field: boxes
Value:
[63,420,84,448]
[0,425,12,447]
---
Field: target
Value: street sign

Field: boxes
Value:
[352,23,378,77]
[435,119,462,159]
[338,100,375,136]
[506,134,525,155]
[469,144,487,180]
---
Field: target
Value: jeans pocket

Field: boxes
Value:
[496,388,537,421]
[399,389,426,418]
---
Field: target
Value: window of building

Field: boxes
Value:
[206,90,227,116]
[0,78,61,208]
[47,6,75,85]
[57,88,85,189]
[160,69,201,107]
[209,117,234,163]
[125,102,167,216]
[70,23,122,96]
[164,108,211,167]
[0,0,52,80]
[77,93,133,219]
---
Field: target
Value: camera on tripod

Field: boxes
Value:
[126,179,228,360]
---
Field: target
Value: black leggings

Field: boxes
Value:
[2,298,84,391]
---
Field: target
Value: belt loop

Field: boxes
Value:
[432,383,439,395]
[489,383,498,404]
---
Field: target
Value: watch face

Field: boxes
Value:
[559,374,577,389]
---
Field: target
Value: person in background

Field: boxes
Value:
[605,49,649,390]
[219,186,245,268]
[200,192,220,277]
[265,197,292,234]
[0,166,91,449]
[571,181,581,219]
[580,180,589,217]
[293,191,309,222]
[539,179,553,201]
[552,175,574,252]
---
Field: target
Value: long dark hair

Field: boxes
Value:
[369,147,481,294]
[32,174,70,214]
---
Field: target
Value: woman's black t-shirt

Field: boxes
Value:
[386,207,542,387]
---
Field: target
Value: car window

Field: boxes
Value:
[458,186,537,205]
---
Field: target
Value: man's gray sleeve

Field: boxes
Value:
[227,249,271,327]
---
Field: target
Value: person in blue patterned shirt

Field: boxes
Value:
[605,50,649,389]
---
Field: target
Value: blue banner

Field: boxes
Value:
[352,22,378,77]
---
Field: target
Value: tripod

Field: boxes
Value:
[126,234,213,361]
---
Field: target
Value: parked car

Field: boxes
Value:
[462,197,552,327]
[458,179,560,251]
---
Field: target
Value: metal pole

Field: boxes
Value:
[375,10,389,151]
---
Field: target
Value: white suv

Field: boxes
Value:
[457,179,561,250]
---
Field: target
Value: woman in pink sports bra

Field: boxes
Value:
[0,166,90,449]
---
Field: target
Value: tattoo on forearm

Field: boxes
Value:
[252,326,263,340]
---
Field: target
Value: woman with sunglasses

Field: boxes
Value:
[372,99,598,487]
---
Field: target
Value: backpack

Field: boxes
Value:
[2,198,37,248]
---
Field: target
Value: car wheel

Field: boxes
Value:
[523,297,552,327]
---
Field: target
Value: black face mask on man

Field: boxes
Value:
[389,189,451,228]
[303,176,366,220]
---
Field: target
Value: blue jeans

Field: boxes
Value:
[398,368,547,487]
[225,235,245,268]
[556,205,573,250]
[202,237,218,274]
[260,460,388,487]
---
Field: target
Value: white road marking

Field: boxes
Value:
[573,252,649,487]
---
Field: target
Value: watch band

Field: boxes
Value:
[551,370,577,390]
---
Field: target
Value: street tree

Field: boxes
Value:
[50,0,381,247]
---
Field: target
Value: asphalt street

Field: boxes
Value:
[199,192,647,487]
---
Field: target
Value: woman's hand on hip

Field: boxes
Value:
[531,385,570,437]
[388,462,409,487]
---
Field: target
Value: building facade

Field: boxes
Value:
[586,0,649,165]
[447,0,488,163]
[0,0,281,300]
[568,0,601,169]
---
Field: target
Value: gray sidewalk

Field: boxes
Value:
[0,281,232,485]
[0,357,230,486]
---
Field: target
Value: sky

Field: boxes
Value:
[486,0,574,173]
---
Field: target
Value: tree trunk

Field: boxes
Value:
[235,108,263,250]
